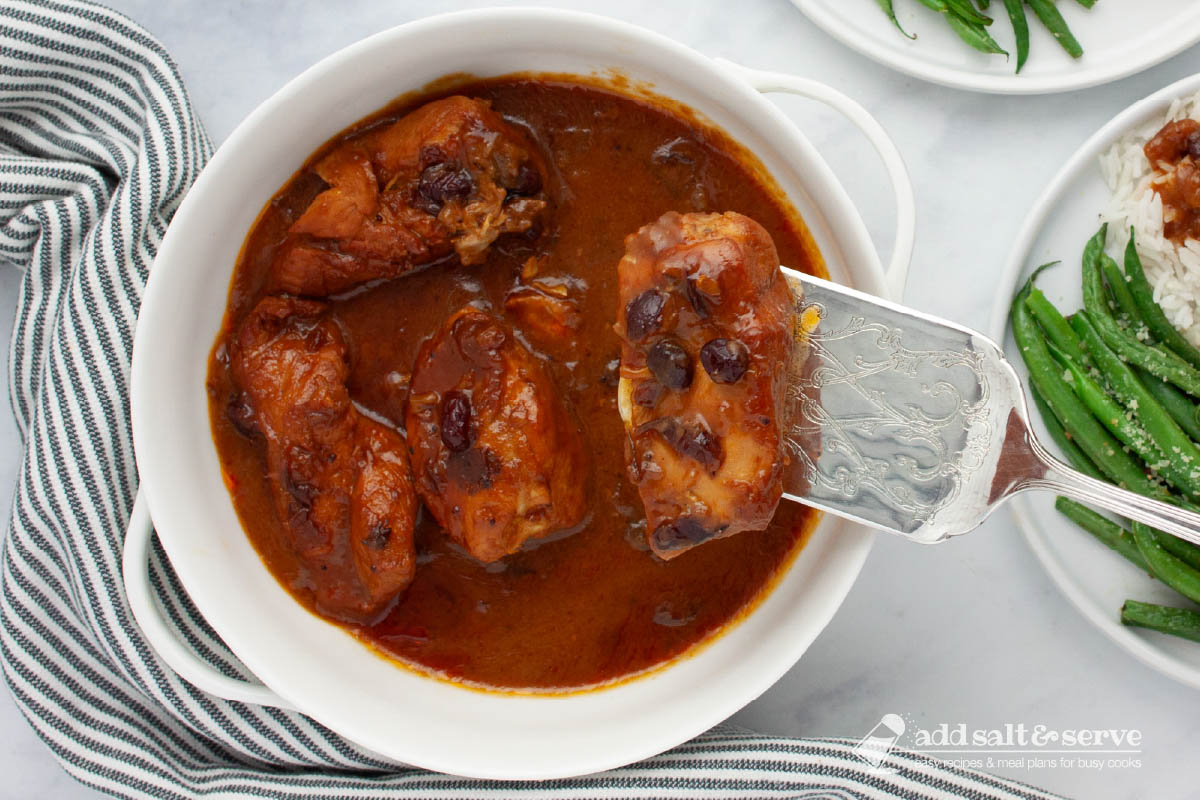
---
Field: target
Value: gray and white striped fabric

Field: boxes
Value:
[0,1,1067,798]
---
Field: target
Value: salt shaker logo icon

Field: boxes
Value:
[853,713,905,773]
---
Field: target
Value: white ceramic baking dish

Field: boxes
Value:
[124,8,914,779]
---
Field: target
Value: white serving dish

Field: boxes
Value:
[124,8,914,778]
[795,0,1200,95]
[989,72,1200,690]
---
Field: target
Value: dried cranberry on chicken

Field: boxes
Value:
[615,211,796,559]
[272,96,547,295]
[405,306,588,562]
[230,296,418,623]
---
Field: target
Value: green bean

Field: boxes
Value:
[1011,282,1163,496]
[875,0,916,37]
[1024,285,1084,362]
[1032,385,1104,480]
[1025,0,1083,58]
[1044,338,1200,502]
[1103,248,1200,439]
[1115,342,1200,399]
[1101,249,1200,421]
[1158,527,1200,574]
[1050,341,1200,519]
[946,0,993,25]
[1048,339,1172,478]
[1080,223,1110,299]
[1132,522,1200,603]
[1139,485,1200,570]
[1121,600,1200,643]
[879,0,1094,72]
[1123,231,1200,371]
[1093,311,1200,394]
[944,12,1008,54]
[1081,226,1200,396]
[917,0,1004,52]
[1027,222,1200,646]
[1139,370,1200,442]
[1043,341,1200,568]
[1002,0,1030,72]
[1055,498,1148,571]
[1071,313,1200,499]
[1113,262,1200,441]
[1043,345,1200,568]
[1099,251,1140,323]
[1055,487,1200,576]
[1022,234,1200,599]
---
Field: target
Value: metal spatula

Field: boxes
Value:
[781,268,1200,546]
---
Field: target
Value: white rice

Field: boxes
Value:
[1099,89,1200,347]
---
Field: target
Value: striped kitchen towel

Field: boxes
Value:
[0,1,1067,798]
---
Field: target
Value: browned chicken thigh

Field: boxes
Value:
[230,296,418,623]
[406,306,588,562]
[273,96,548,296]
[614,211,797,559]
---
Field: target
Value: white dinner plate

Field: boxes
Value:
[794,0,1200,95]
[987,73,1200,689]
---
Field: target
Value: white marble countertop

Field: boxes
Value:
[2,1,1196,798]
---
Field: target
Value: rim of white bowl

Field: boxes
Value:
[795,0,1200,96]
[987,71,1200,690]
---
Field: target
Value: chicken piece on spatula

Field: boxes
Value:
[614,211,798,559]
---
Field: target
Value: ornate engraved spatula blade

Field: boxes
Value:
[781,269,1200,546]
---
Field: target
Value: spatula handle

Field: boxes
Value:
[1025,434,1200,548]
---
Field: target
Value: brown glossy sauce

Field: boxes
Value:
[1146,118,1200,243]
[207,76,824,690]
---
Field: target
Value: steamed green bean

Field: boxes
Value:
[1025,0,1083,58]
[1055,498,1148,572]
[872,0,1093,72]
[1081,226,1200,397]
[1123,230,1200,371]
[1121,600,1200,643]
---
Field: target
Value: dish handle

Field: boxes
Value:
[717,60,915,301]
[122,488,293,708]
